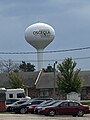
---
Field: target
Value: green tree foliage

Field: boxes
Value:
[57,57,83,94]
[8,71,23,88]
[19,61,35,72]
[45,64,54,72]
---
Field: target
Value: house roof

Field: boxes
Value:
[21,71,39,87]
[0,70,90,89]
[80,71,90,87]
[36,72,58,89]
[0,71,39,88]
[36,71,90,89]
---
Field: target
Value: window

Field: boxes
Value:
[73,102,79,106]
[60,102,68,107]
[40,89,49,97]
[9,94,13,98]
[45,91,49,96]
[40,91,43,97]
[69,102,79,107]
[69,102,74,107]
[17,93,25,98]
[31,101,39,105]
[17,101,26,105]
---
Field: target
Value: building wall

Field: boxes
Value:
[25,87,90,100]
[81,87,90,100]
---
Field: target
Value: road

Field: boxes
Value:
[0,114,90,120]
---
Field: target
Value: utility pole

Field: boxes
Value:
[53,61,57,98]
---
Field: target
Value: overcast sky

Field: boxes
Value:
[0,0,90,70]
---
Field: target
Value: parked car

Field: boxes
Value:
[6,99,28,112]
[6,99,20,105]
[27,100,53,114]
[13,99,45,114]
[34,100,60,114]
[33,98,54,101]
[38,100,90,117]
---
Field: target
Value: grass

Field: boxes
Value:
[81,100,90,105]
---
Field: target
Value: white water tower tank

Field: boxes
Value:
[25,22,55,70]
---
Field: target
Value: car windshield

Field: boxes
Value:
[12,99,31,106]
[6,99,19,105]
[43,100,61,107]
[50,101,62,107]
[14,100,27,105]
[38,100,53,107]
[15,99,44,106]
[21,99,33,105]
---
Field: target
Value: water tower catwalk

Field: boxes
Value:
[25,23,55,71]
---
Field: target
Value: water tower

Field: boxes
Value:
[25,22,55,70]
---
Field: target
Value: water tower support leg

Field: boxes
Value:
[37,49,43,71]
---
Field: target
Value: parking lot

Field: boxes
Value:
[0,113,90,120]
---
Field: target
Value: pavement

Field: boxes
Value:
[0,113,90,120]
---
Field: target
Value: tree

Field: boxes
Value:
[8,71,23,88]
[19,61,35,72]
[27,63,35,72]
[57,57,83,94]
[45,64,54,72]
[0,59,19,73]
[19,61,26,72]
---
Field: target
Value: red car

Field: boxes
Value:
[27,105,38,113]
[26,100,45,113]
[39,100,90,117]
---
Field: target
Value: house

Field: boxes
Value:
[0,70,90,100]
[80,71,90,100]
[0,71,39,98]
[35,70,90,100]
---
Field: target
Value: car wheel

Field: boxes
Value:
[49,110,56,116]
[72,115,77,117]
[7,107,11,112]
[77,110,84,117]
[20,108,27,114]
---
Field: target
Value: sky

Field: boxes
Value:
[0,0,90,71]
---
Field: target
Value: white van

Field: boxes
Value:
[0,88,31,105]
[6,88,26,100]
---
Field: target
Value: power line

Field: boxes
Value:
[0,46,90,54]
[0,56,90,63]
